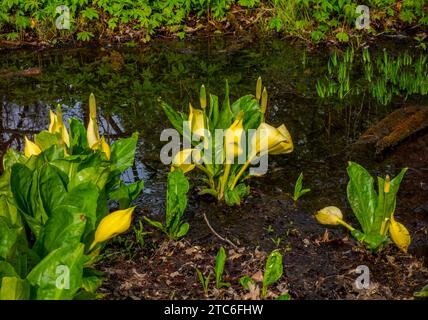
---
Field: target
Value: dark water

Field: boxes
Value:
[0,37,427,251]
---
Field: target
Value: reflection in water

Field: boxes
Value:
[0,37,427,226]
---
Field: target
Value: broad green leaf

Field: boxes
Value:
[0,195,22,228]
[217,80,233,129]
[34,131,58,151]
[69,118,89,154]
[110,132,139,173]
[26,243,85,300]
[373,168,407,233]
[0,276,30,300]
[2,148,25,171]
[0,261,18,279]
[69,166,110,191]
[35,183,98,254]
[166,169,189,234]
[10,163,34,219]
[262,249,283,297]
[215,246,229,289]
[161,102,185,135]
[39,164,68,217]
[109,180,144,208]
[346,162,377,233]
[0,217,18,260]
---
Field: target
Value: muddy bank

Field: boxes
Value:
[99,129,428,300]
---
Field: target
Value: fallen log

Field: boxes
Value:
[353,105,428,154]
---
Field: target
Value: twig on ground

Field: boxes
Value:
[203,212,238,249]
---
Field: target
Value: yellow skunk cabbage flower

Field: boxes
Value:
[55,105,70,147]
[389,215,410,253]
[87,93,101,150]
[100,136,111,160]
[256,77,262,101]
[24,136,42,157]
[200,85,207,109]
[261,87,268,113]
[48,106,70,147]
[87,117,100,150]
[171,148,201,173]
[268,124,294,155]
[251,123,293,157]
[90,207,135,250]
[224,114,244,160]
[384,175,390,193]
[315,206,343,226]
[188,104,205,139]
[49,110,58,133]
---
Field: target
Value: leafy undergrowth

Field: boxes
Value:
[0,1,427,47]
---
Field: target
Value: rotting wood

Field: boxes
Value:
[354,105,428,154]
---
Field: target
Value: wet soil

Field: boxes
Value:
[99,130,428,300]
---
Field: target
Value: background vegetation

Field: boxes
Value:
[0,0,427,44]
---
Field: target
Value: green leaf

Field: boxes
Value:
[0,276,30,300]
[0,217,18,260]
[81,268,103,294]
[143,217,165,232]
[239,275,255,290]
[69,166,110,191]
[209,94,219,129]
[109,180,144,208]
[69,118,88,154]
[166,169,189,236]
[336,31,349,43]
[110,132,139,173]
[262,249,283,297]
[175,222,189,239]
[39,164,68,217]
[215,246,229,289]
[224,183,250,206]
[346,162,377,233]
[34,131,58,151]
[414,284,428,298]
[2,148,25,172]
[217,80,233,129]
[293,172,310,201]
[10,163,34,219]
[26,243,85,300]
[161,102,185,135]
[373,168,407,233]
[276,293,292,300]
[35,183,98,254]
[0,194,21,228]
[0,261,18,279]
